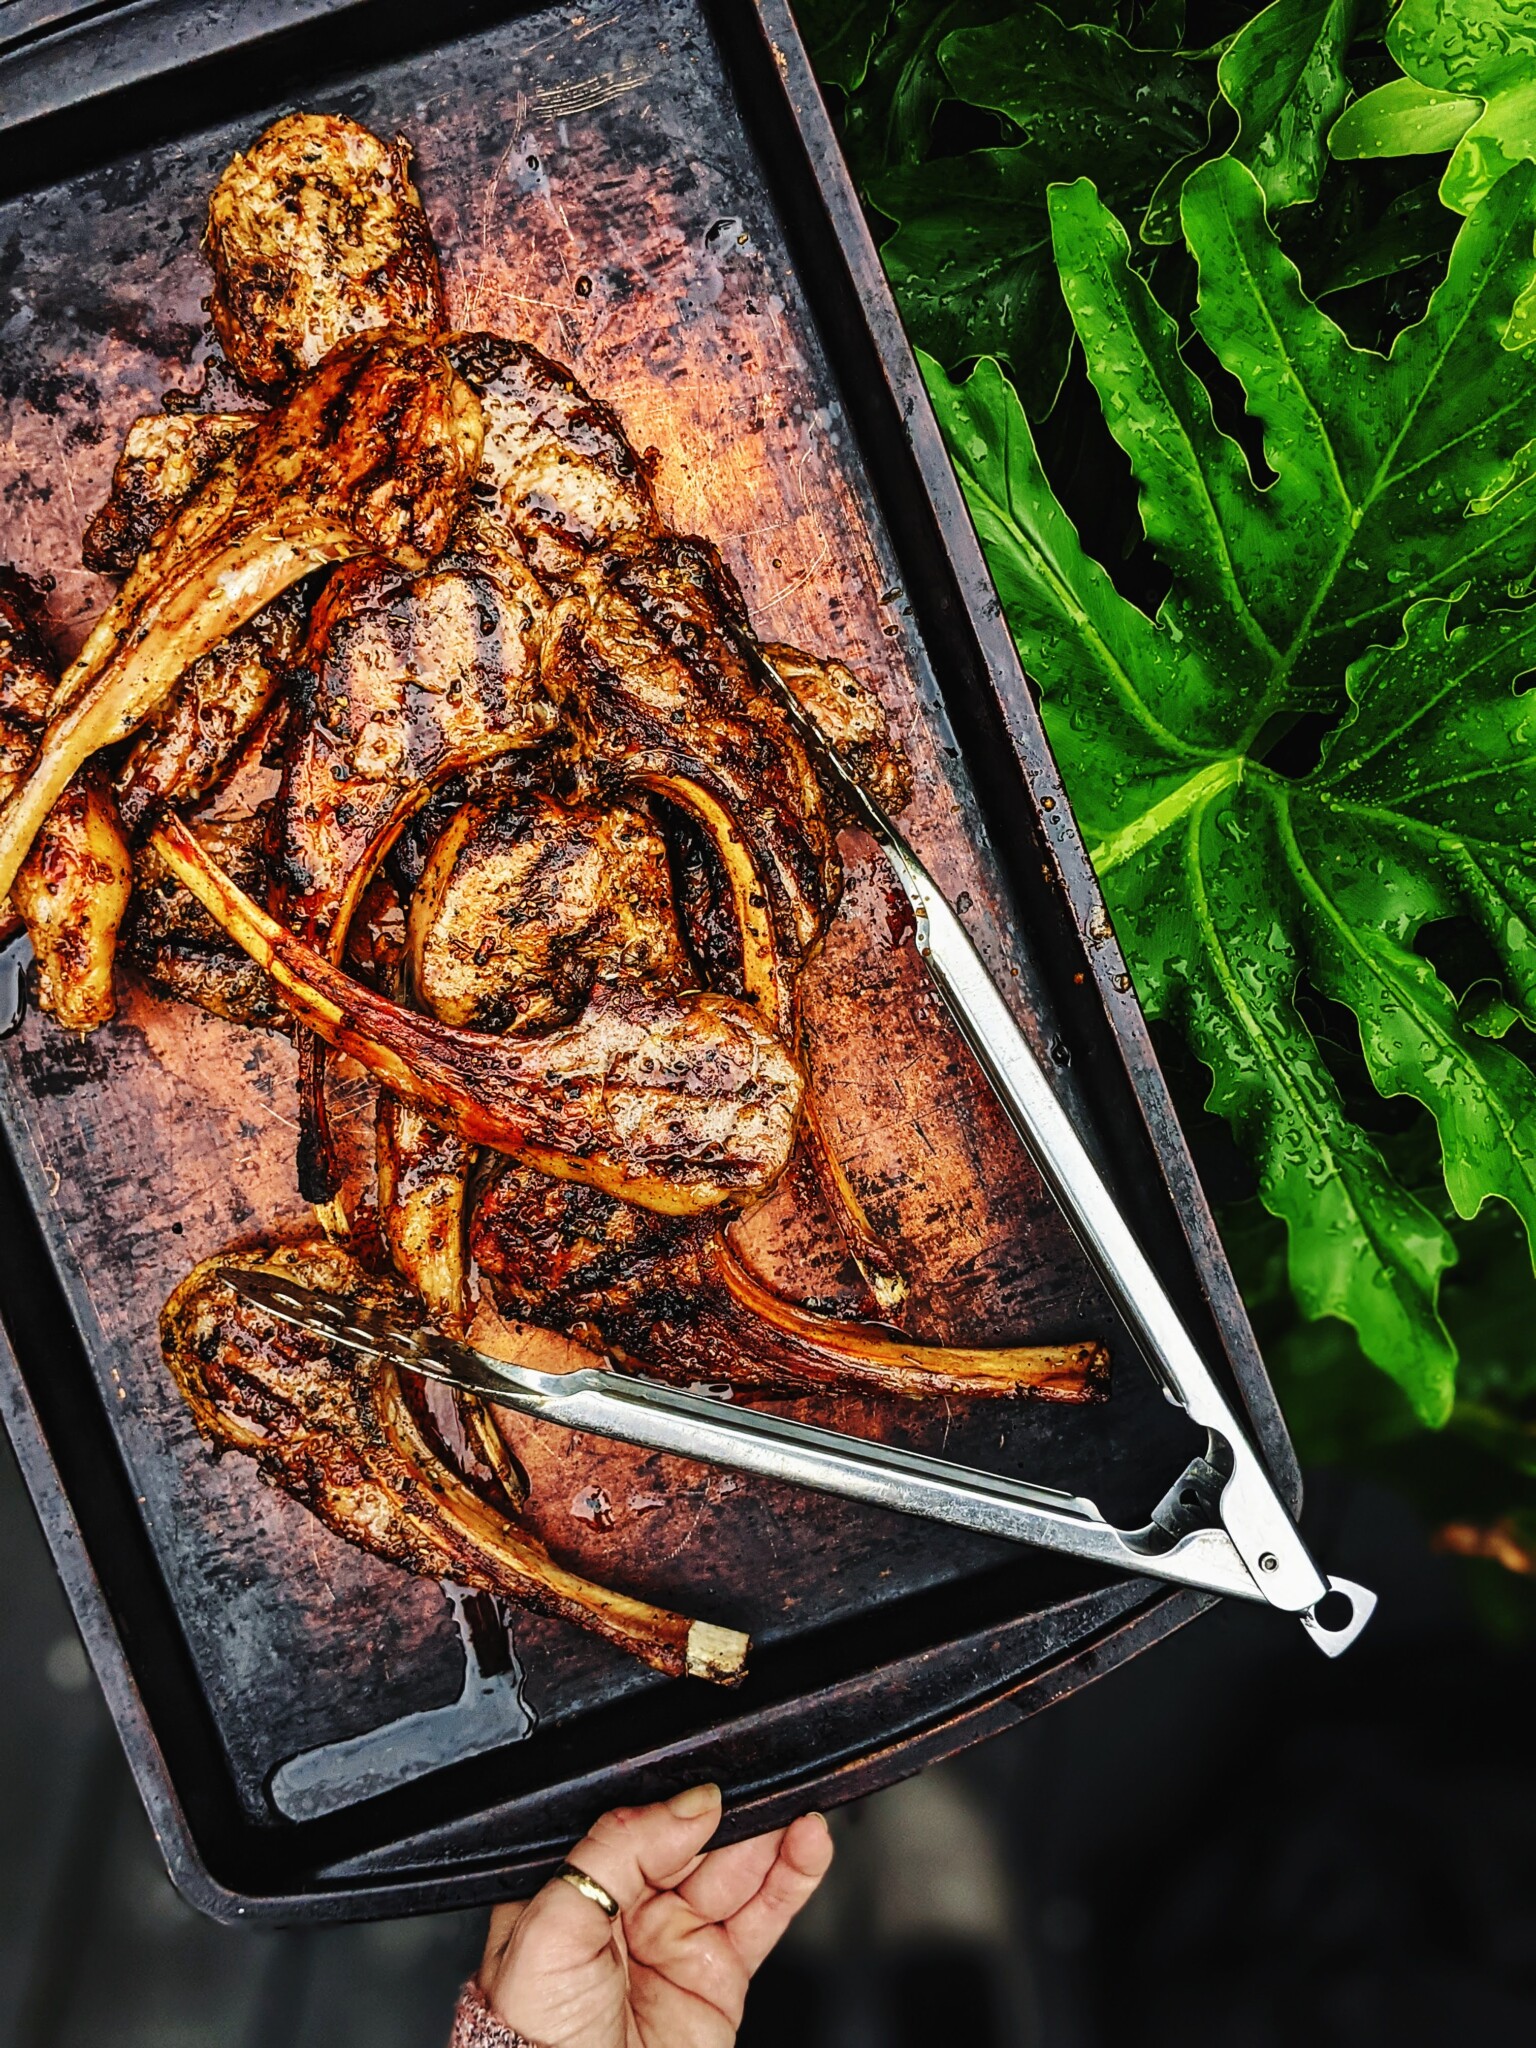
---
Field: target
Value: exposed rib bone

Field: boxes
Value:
[0,332,483,900]
[149,813,804,1213]
[162,1245,747,1682]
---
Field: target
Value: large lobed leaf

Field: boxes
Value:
[924,157,1536,1421]
[1331,0,1536,216]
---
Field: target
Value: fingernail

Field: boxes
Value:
[667,1782,720,1819]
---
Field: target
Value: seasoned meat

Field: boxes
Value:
[81,413,258,574]
[124,813,284,1028]
[116,582,310,832]
[471,1163,1107,1402]
[269,510,553,946]
[12,770,132,1032]
[0,332,484,904]
[151,813,806,1213]
[162,1243,747,1681]
[207,114,446,396]
[407,793,691,1034]
[447,333,660,580]
[376,1095,473,1325]
[760,642,913,816]
[0,567,55,810]
[545,534,840,1034]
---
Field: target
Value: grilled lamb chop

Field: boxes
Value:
[81,412,260,575]
[150,811,804,1213]
[470,1163,1107,1403]
[0,332,484,904]
[207,114,446,397]
[0,569,132,1027]
[162,1243,747,1682]
[115,581,309,833]
[379,791,694,1318]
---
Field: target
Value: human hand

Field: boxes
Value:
[476,1783,834,2048]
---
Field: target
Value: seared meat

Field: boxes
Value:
[0,566,57,816]
[124,813,284,1028]
[162,1243,747,1681]
[471,1163,1107,1402]
[12,770,133,1031]
[81,412,259,575]
[208,115,446,397]
[1,571,134,1027]
[408,793,691,1033]
[116,582,309,833]
[760,643,913,817]
[376,1095,473,1324]
[268,507,553,1203]
[380,792,692,1313]
[152,812,804,1212]
[447,333,660,580]
[546,535,840,1034]
[0,332,484,903]
[269,511,552,944]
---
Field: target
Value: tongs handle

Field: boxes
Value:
[870,823,1365,1637]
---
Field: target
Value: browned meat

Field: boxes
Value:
[269,511,553,945]
[0,332,485,904]
[545,535,840,1035]
[0,567,57,808]
[12,771,133,1031]
[162,1243,747,1681]
[207,115,446,397]
[760,642,914,816]
[446,333,660,580]
[81,413,259,574]
[123,814,284,1028]
[151,812,805,1213]
[471,1164,1108,1403]
[376,1095,474,1324]
[407,793,691,1033]
[115,582,309,833]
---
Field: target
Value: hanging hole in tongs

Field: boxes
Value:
[1299,1577,1377,1658]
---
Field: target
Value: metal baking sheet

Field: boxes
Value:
[0,0,1294,1921]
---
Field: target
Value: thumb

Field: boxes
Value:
[528,1784,724,1963]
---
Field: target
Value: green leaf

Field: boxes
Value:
[939,9,1210,187]
[1327,0,1536,215]
[1221,0,1362,209]
[1329,75,1482,162]
[870,152,1073,410]
[923,158,1536,1419]
[830,0,1017,186]
[792,0,895,94]
[866,7,1212,402]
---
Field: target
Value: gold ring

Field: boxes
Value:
[555,1861,621,1920]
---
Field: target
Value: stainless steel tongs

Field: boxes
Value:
[222,676,1376,1656]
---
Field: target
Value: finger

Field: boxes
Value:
[548,1777,724,1933]
[725,1811,834,1973]
[677,1828,787,1922]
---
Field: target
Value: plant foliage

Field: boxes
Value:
[798,0,1536,1557]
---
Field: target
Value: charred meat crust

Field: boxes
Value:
[161,1243,744,1680]
[81,413,260,575]
[124,814,285,1028]
[116,582,310,833]
[207,114,447,397]
[470,1163,1109,1403]
[407,792,692,1034]
[0,566,56,808]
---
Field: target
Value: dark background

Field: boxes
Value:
[3,1424,1530,2048]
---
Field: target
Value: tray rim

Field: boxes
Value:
[0,0,1292,1923]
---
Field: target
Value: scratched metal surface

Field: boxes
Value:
[0,0,1195,1821]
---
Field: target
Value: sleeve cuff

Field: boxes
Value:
[448,1979,542,2048]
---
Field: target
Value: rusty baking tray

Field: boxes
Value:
[0,0,1300,1923]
